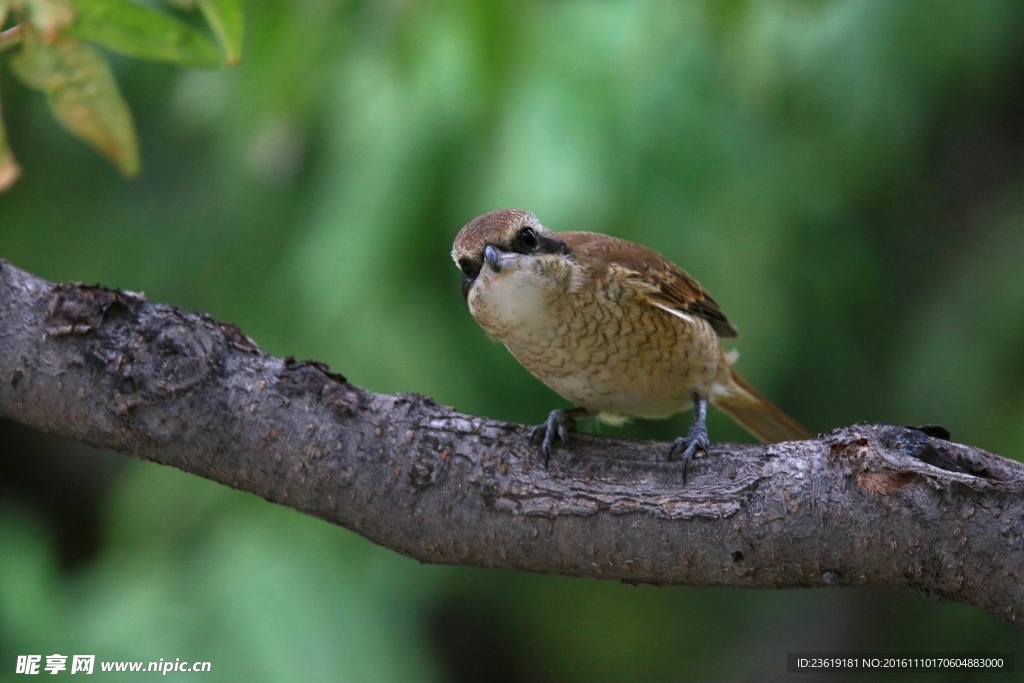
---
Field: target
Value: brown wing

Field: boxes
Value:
[560,231,738,338]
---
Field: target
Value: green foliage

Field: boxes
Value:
[0,0,243,185]
[0,74,18,188]
[196,0,242,65]
[69,0,221,68]
[3,0,1024,680]
[10,23,139,175]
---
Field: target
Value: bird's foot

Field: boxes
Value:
[669,420,710,483]
[530,408,584,468]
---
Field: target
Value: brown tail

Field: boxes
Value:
[710,368,811,443]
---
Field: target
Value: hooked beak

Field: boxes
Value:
[484,245,520,273]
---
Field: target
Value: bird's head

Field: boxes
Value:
[451,209,574,331]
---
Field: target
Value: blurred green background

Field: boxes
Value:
[3,0,1024,680]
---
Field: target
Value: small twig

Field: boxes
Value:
[0,24,23,53]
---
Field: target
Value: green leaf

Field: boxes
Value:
[22,0,76,37]
[0,79,21,192]
[69,0,221,68]
[0,139,19,192]
[197,0,242,65]
[10,25,139,176]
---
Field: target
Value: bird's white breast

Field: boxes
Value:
[468,267,553,338]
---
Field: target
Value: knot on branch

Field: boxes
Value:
[276,356,361,418]
[45,282,144,336]
[42,282,251,416]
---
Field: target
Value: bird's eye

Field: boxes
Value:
[517,227,539,251]
[459,259,479,278]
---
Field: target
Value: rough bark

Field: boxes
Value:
[2,259,1023,625]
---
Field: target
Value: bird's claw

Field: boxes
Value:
[669,421,710,483]
[530,409,576,468]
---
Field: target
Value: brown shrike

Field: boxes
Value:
[451,208,810,480]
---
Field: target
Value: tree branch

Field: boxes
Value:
[2,259,1023,625]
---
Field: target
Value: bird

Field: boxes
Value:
[451,208,810,480]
